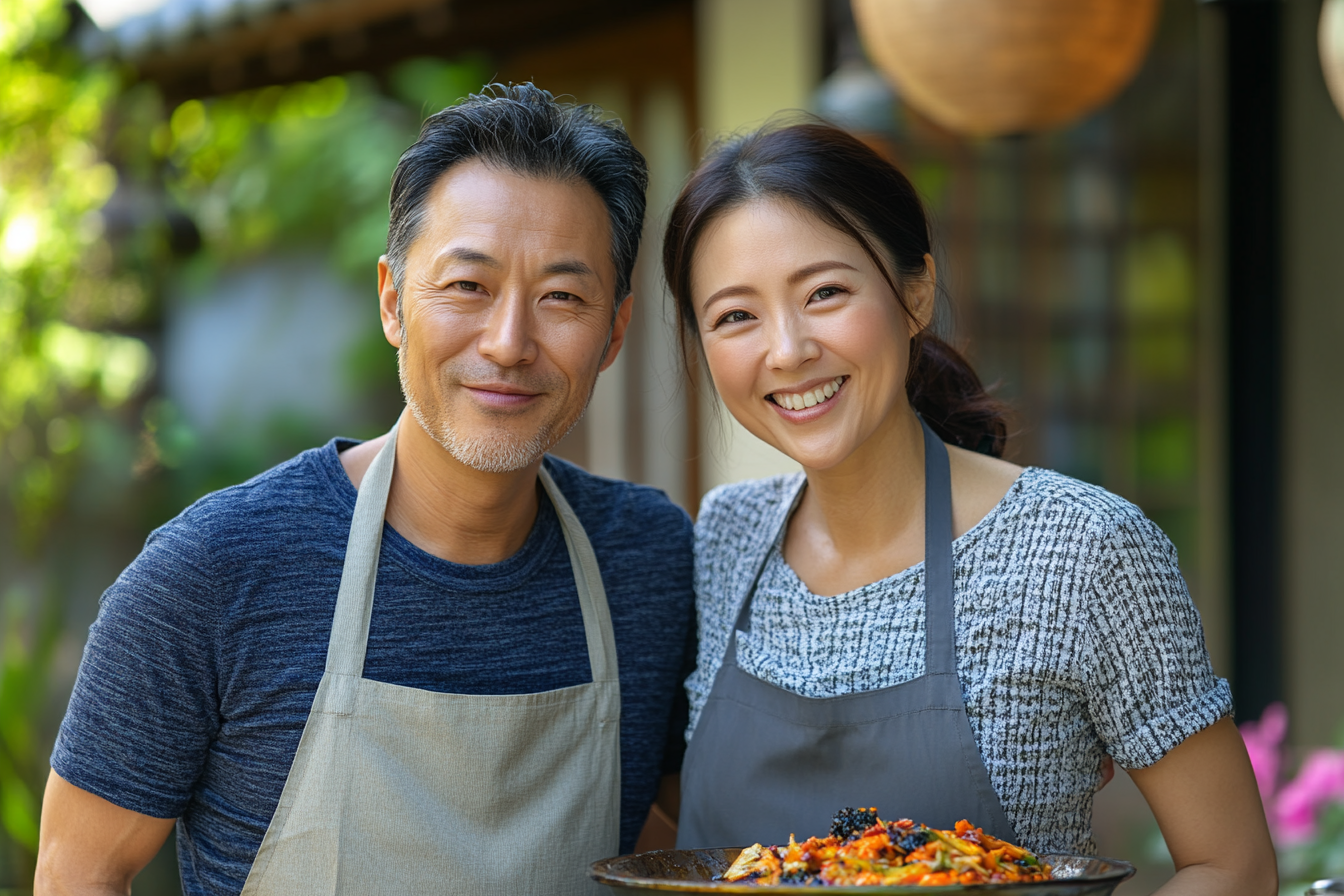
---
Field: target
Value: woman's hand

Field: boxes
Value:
[1128,717,1278,895]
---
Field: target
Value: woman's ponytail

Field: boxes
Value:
[907,333,1007,457]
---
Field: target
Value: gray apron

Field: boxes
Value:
[240,417,621,896]
[677,420,1018,848]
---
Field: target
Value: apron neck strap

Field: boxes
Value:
[920,417,957,676]
[326,416,401,681]
[538,464,619,684]
[325,418,618,687]
[725,417,957,677]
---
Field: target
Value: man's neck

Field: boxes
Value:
[340,415,542,566]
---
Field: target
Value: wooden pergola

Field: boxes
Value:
[83,0,691,106]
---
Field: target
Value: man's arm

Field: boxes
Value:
[35,770,175,896]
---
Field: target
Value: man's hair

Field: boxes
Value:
[386,82,649,311]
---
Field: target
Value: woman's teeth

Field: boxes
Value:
[773,376,846,411]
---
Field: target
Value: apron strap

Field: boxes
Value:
[920,418,957,677]
[539,465,620,685]
[324,417,401,710]
[720,418,957,676]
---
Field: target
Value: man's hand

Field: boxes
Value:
[1129,717,1279,896]
[35,770,175,896]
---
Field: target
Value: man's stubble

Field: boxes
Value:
[397,327,595,474]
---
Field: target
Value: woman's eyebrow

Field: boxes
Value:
[787,260,860,284]
[699,261,862,313]
[699,283,756,313]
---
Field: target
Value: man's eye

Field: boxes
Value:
[715,310,755,326]
[546,291,581,302]
[451,280,482,292]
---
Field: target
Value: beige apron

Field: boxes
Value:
[240,419,621,896]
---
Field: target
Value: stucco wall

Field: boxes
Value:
[695,0,821,491]
[1283,0,1344,746]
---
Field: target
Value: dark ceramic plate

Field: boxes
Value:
[590,849,1136,895]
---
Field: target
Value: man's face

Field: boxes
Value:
[378,158,631,473]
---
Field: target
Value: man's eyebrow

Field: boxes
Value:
[786,260,860,284]
[543,259,598,279]
[436,247,501,267]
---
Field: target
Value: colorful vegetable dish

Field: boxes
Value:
[720,807,1053,886]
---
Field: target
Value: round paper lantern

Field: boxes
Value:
[1323,0,1344,120]
[851,0,1162,137]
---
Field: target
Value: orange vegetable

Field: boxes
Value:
[720,808,1052,887]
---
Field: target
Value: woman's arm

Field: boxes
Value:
[1128,717,1278,896]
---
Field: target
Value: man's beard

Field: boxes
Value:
[398,336,590,474]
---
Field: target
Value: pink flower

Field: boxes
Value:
[1240,702,1288,806]
[1272,749,1344,845]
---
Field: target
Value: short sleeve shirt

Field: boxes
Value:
[53,441,696,896]
[686,467,1232,855]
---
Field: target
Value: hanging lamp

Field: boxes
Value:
[851,0,1162,137]
[1323,0,1344,120]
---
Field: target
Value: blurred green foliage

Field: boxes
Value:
[0,588,58,859]
[0,0,153,550]
[0,0,490,883]
[161,54,490,283]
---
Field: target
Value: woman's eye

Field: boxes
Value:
[812,285,845,301]
[715,310,755,327]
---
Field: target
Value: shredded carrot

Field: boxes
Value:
[720,809,1052,887]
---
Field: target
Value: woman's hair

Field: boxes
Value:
[662,121,1008,457]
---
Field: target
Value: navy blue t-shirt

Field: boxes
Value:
[52,440,695,896]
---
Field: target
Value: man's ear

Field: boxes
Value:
[599,295,635,372]
[377,256,402,348]
[906,253,937,338]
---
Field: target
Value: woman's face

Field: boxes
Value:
[691,199,933,472]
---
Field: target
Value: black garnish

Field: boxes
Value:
[830,806,879,841]
[896,829,933,852]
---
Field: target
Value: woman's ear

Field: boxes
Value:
[906,252,938,338]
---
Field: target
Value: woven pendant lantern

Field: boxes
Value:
[851,0,1162,137]
[1323,0,1344,120]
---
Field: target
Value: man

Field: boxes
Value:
[36,84,694,896]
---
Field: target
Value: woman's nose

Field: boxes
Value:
[476,295,537,367]
[764,315,820,370]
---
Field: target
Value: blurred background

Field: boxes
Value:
[1,0,1343,892]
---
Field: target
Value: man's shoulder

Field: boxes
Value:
[541,455,692,549]
[151,439,352,562]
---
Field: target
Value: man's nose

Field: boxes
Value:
[765,314,820,370]
[476,294,537,367]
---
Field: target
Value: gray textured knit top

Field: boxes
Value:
[686,467,1232,855]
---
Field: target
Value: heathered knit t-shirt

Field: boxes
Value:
[53,440,695,896]
[686,468,1232,855]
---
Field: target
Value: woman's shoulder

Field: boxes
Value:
[992,467,1180,571]
[1004,467,1157,533]
[695,473,806,545]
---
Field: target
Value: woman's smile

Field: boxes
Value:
[766,375,849,415]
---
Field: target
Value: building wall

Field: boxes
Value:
[694,0,822,492]
[1282,0,1344,747]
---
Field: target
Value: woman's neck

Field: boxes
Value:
[783,404,930,596]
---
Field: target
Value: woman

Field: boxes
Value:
[664,122,1276,894]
